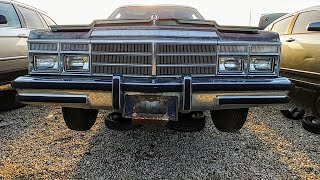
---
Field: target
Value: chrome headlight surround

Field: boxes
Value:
[218,56,245,74]
[33,55,59,72]
[249,56,276,73]
[64,55,90,72]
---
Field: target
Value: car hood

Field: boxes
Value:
[28,19,279,42]
[50,19,260,33]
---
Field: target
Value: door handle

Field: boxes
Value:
[285,38,295,42]
[18,34,28,38]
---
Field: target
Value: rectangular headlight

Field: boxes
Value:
[34,55,59,71]
[65,55,89,71]
[219,56,244,73]
[250,56,274,72]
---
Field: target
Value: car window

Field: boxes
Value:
[271,16,293,35]
[18,6,44,29]
[0,3,21,28]
[41,14,56,26]
[292,11,320,34]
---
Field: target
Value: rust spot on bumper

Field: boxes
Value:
[132,113,169,126]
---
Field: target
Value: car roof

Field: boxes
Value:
[276,5,320,20]
[117,4,199,10]
[267,5,320,29]
[0,0,48,15]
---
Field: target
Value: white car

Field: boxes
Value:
[0,0,56,110]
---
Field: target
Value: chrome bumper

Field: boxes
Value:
[12,76,294,111]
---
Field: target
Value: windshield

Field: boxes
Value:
[108,6,204,20]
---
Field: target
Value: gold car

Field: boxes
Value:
[266,5,320,117]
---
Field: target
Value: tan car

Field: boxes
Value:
[0,0,56,110]
[266,5,320,117]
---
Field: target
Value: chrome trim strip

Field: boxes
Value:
[91,30,219,38]
[28,39,91,43]
[0,56,28,61]
[157,64,216,67]
[217,95,288,105]
[59,51,90,54]
[250,52,280,56]
[18,93,88,104]
[218,41,282,45]
[91,40,218,44]
[152,42,157,76]
[91,52,152,56]
[156,53,216,56]
[29,50,58,53]
[281,67,320,76]
[92,63,152,67]
[112,76,122,111]
[183,76,192,112]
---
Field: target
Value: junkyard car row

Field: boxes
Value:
[266,5,320,118]
[0,2,319,134]
[0,0,56,110]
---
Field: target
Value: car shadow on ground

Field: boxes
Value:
[71,111,312,179]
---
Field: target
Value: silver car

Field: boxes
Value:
[0,0,56,110]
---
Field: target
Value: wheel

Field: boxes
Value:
[0,90,26,111]
[312,93,320,118]
[302,116,320,134]
[62,107,98,131]
[105,113,137,131]
[166,111,206,132]
[210,108,249,132]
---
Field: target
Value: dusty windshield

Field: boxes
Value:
[108,6,204,20]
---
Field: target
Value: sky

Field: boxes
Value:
[18,0,320,26]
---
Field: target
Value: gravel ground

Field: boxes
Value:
[0,88,319,179]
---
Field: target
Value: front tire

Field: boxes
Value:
[62,107,98,131]
[210,108,249,132]
[0,90,26,111]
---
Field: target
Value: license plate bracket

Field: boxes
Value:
[124,95,178,122]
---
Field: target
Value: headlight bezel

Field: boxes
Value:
[33,54,60,72]
[249,56,277,73]
[218,56,245,74]
[64,54,90,72]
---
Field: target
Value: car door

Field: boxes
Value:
[0,2,29,74]
[269,15,295,72]
[286,10,320,74]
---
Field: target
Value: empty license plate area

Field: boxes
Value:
[124,95,178,122]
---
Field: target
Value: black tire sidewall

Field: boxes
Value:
[62,107,98,131]
[312,93,320,118]
[302,116,320,134]
[211,108,249,132]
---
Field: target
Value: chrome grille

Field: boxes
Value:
[91,43,217,77]
[92,43,152,53]
[61,43,89,51]
[157,44,215,53]
[92,43,152,76]
[29,43,57,51]
[156,44,216,76]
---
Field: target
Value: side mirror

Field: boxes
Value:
[0,15,8,24]
[307,22,320,31]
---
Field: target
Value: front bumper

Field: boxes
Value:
[12,76,294,111]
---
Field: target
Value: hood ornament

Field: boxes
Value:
[150,13,159,26]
